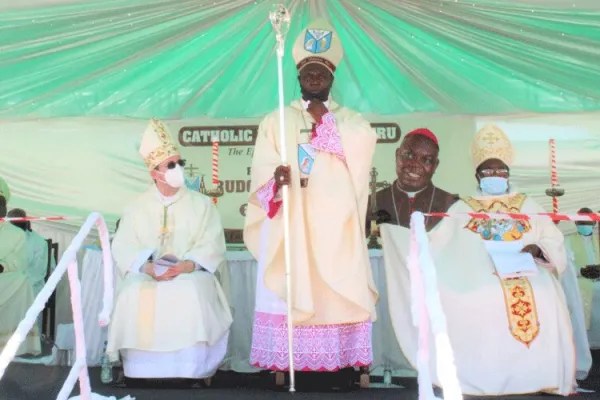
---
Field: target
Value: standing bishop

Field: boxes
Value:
[244,20,379,386]
[107,119,232,382]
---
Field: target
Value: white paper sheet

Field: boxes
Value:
[484,240,538,279]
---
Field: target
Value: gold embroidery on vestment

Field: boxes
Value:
[464,194,540,346]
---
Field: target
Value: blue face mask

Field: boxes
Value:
[479,177,509,196]
[577,225,594,236]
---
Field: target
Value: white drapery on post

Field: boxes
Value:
[0,212,132,400]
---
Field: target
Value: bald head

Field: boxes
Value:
[576,207,596,227]
[7,208,26,218]
[7,208,30,231]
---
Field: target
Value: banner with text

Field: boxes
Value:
[169,115,475,243]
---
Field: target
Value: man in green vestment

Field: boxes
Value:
[0,176,41,356]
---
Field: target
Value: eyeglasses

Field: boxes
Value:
[397,151,437,166]
[479,168,509,177]
[167,159,186,169]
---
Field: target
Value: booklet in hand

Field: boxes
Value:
[154,254,180,276]
[484,240,538,279]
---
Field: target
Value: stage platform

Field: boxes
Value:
[2,350,600,400]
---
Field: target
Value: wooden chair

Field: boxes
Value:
[42,240,58,341]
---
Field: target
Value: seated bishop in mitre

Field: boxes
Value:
[107,119,232,381]
[379,124,576,396]
[0,176,41,357]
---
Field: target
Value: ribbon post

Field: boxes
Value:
[545,138,564,218]
[212,137,220,205]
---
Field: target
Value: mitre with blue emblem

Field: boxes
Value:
[292,19,343,74]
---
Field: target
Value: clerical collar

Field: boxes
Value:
[395,180,429,198]
[153,185,183,206]
[301,99,330,110]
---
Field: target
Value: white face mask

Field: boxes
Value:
[159,165,185,188]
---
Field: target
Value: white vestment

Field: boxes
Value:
[565,233,600,349]
[0,223,41,356]
[381,195,576,396]
[107,186,232,379]
[24,230,52,332]
[23,230,51,296]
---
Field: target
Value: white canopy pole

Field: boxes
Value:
[268,4,295,393]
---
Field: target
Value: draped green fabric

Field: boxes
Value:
[0,0,599,118]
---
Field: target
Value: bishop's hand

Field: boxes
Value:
[307,99,328,123]
[143,262,158,280]
[162,260,195,280]
[274,165,291,188]
[520,244,544,259]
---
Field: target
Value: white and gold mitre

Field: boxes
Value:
[292,19,343,74]
[0,176,10,202]
[138,119,180,170]
[471,123,514,168]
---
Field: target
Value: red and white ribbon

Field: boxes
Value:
[212,137,219,205]
[0,216,77,223]
[425,212,600,222]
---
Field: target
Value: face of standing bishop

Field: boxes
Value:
[298,63,333,102]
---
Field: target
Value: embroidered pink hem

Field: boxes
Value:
[250,311,372,372]
[311,112,345,161]
[256,178,281,219]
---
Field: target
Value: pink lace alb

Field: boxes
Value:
[250,311,372,372]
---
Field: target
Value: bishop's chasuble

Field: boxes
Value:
[244,99,379,371]
[0,223,41,356]
[381,193,575,396]
[107,186,232,379]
